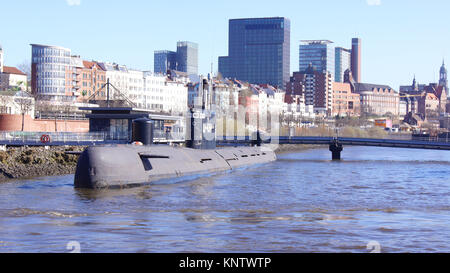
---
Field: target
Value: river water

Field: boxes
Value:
[0,146,449,253]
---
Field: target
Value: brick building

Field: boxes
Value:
[286,64,333,115]
[80,60,107,101]
[344,69,399,116]
[417,92,440,118]
[331,82,360,117]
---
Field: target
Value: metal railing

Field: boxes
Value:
[0,131,108,145]
[153,130,185,142]
[0,129,186,146]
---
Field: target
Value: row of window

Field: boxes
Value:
[33,57,70,65]
[36,79,65,87]
[82,73,105,81]
[36,87,66,94]
[32,47,70,57]
[36,71,65,79]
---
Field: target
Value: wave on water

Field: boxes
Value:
[1,208,89,218]
[277,158,450,166]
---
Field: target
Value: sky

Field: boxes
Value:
[0,0,449,90]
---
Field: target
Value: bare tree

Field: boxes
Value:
[16,61,32,93]
[14,93,34,131]
[0,95,10,114]
[16,60,31,80]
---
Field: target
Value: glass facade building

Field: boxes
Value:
[31,44,72,100]
[218,17,291,90]
[176,41,198,76]
[154,50,177,74]
[0,44,3,73]
[335,47,351,83]
[299,40,335,81]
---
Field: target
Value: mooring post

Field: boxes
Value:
[329,139,343,160]
[251,131,262,147]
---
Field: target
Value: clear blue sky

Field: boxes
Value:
[0,0,448,90]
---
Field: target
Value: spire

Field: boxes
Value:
[441,60,447,74]
[439,59,448,97]
[412,74,418,91]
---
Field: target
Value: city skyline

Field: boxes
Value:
[0,0,449,90]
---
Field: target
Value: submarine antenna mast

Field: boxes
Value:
[106,78,110,108]
[200,76,205,110]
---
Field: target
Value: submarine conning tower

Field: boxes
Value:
[186,77,216,150]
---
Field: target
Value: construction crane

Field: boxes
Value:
[399,94,424,98]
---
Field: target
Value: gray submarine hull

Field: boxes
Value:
[74,145,277,189]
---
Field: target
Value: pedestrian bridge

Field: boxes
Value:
[217,135,450,160]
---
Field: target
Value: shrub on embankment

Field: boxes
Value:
[0,146,85,182]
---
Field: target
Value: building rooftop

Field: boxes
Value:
[177,41,198,48]
[300,40,334,45]
[2,66,27,76]
[83,60,104,70]
[355,83,394,92]
[230,17,289,22]
[336,47,351,52]
[154,50,176,54]
[30,43,71,51]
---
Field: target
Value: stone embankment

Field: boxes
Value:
[0,146,85,182]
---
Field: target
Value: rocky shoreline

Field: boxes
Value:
[273,144,326,154]
[0,146,85,182]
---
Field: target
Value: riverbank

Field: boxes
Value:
[0,146,84,182]
[273,144,326,154]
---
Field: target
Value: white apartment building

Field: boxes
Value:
[0,91,35,116]
[97,62,188,115]
[0,67,28,91]
[0,45,28,91]
[261,85,285,115]
[213,80,240,116]
[97,62,130,95]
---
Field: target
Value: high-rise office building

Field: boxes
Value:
[154,50,177,74]
[218,17,291,90]
[335,47,351,83]
[176,41,198,76]
[0,43,3,73]
[351,38,362,83]
[299,40,335,81]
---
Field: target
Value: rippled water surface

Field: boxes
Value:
[1,147,450,253]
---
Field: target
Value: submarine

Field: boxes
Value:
[74,77,277,189]
[74,112,277,189]
[74,142,276,189]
